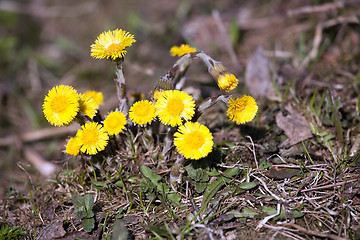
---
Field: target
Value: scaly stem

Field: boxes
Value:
[170,155,185,187]
[115,60,128,115]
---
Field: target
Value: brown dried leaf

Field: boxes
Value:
[276,105,312,146]
[37,221,66,240]
[266,166,300,179]
[245,46,276,99]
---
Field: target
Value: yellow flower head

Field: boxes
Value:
[129,100,156,126]
[217,73,238,92]
[170,44,197,57]
[65,137,80,156]
[43,85,79,127]
[76,122,109,155]
[227,95,258,124]
[103,111,127,135]
[83,90,104,107]
[174,122,214,160]
[153,89,164,102]
[155,90,195,127]
[79,93,98,119]
[91,29,136,60]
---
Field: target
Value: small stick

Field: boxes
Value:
[287,1,360,16]
[0,125,78,147]
[301,179,357,192]
[279,223,347,240]
[212,10,240,67]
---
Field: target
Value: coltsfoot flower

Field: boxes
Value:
[43,85,79,127]
[76,122,109,155]
[129,100,156,126]
[174,122,214,160]
[170,44,197,57]
[79,93,98,119]
[103,111,127,135]
[91,29,136,60]
[83,90,104,107]
[227,95,258,124]
[65,137,80,156]
[217,73,238,92]
[155,90,195,127]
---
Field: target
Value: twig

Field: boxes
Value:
[279,223,347,240]
[301,23,322,68]
[0,0,99,18]
[256,203,281,230]
[287,1,360,16]
[0,125,79,147]
[23,147,58,177]
[246,136,258,169]
[301,16,359,68]
[271,164,327,171]
[212,10,240,67]
[301,179,357,192]
[253,175,281,201]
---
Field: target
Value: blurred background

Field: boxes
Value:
[0,0,359,198]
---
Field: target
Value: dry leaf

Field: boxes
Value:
[37,221,66,240]
[276,105,312,147]
[245,46,277,99]
[266,166,300,179]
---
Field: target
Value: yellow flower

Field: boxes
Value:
[79,93,98,119]
[91,29,136,60]
[217,73,238,92]
[129,100,156,126]
[43,85,79,127]
[76,122,109,155]
[227,95,258,124]
[174,122,214,160]
[153,89,163,102]
[83,90,104,107]
[170,44,197,57]
[65,137,80,156]
[155,90,195,127]
[103,111,127,135]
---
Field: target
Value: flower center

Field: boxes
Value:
[166,98,184,116]
[234,100,246,112]
[108,118,120,129]
[51,95,68,113]
[184,131,205,149]
[136,105,149,117]
[107,43,121,53]
[82,129,99,145]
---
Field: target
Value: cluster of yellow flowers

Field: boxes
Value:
[43,29,258,161]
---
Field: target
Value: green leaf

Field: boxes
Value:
[140,165,181,205]
[140,165,161,183]
[72,193,84,209]
[262,206,304,220]
[194,182,207,193]
[82,218,95,232]
[230,208,259,218]
[168,193,181,204]
[223,167,240,178]
[115,180,124,187]
[92,181,105,188]
[84,194,94,212]
[238,182,257,190]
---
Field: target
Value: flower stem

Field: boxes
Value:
[170,155,185,187]
[115,60,129,115]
